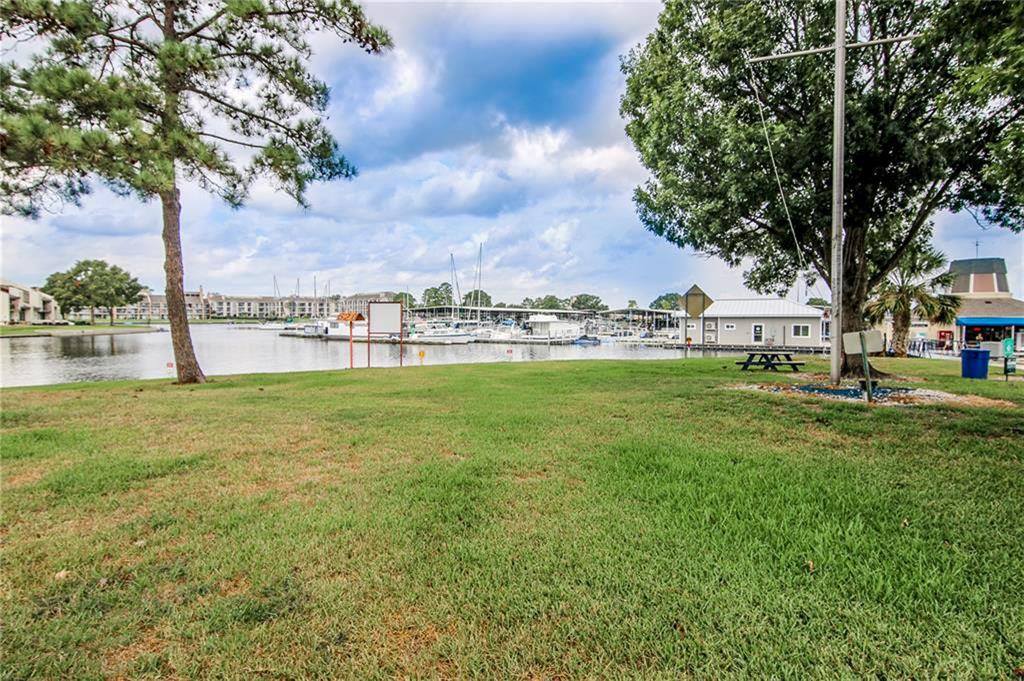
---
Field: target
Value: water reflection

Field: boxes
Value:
[1,325,728,388]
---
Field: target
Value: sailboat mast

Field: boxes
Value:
[450,253,456,322]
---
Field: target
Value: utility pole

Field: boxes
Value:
[829,0,846,385]
[749,1,919,384]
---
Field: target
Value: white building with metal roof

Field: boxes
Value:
[673,298,827,348]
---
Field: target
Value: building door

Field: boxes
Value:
[752,323,764,344]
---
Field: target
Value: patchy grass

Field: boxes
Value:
[1,358,1021,678]
[0,325,62,337]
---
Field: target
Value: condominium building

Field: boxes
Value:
[0,281,62,324]
[86,288,399,321]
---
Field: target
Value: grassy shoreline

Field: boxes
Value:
[2,358,1021,677]
[0,325,158,338]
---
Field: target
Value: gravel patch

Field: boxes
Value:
[736,383,1015,407]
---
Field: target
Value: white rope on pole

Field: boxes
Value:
[745,59,808,273]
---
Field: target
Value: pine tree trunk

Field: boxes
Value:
[160,185,206,384]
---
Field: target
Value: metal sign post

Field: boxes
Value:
[682,284,713,354]
[859,331,873,402]
[1004,337,1016,382]
[842,329,883,402]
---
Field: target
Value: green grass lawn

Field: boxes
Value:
[1,358,1021,678]
[0,325,65,336]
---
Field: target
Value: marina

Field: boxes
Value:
[0,323,738,388]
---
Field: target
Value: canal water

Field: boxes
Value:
[1,324,724,388]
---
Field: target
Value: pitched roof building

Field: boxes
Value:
[948,258,1012,298]
[947,258,1023,348]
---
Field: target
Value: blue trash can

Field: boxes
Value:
[961,348,991,379]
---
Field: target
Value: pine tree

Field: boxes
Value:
[2,1,391,382]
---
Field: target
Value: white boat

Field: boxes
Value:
[302,322,326,337]
[484,321,524,341]
[323,319,368,339]
[526,314,581,342]
[257,320,304,331]
[409,321,475,344]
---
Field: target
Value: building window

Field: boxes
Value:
[792,324,810,338]
[724,323,736,331]
[686,322,696,330]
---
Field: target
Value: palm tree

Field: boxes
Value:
[866,246,961,357]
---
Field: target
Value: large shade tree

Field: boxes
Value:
[41,263,93,322]
[621,0,1023,375]
[1,1,391,383]
[42,259,142,324]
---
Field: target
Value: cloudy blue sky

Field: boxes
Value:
[2,1,1021,306]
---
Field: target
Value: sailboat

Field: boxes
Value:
[409,253,475,344]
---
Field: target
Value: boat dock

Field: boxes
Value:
[280,331,828,352]
[281,332,577,345]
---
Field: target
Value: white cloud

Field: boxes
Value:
[363,48,438,116]
[0,2,799,308]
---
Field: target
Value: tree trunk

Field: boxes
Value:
[891,310,910,358]
[90,307,94,325]
[110,305,116,326]
[838,279,890,378]
[160,185,206,384]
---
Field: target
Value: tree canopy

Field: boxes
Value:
[461,289,492,307]
[568,293,607,311]
[392,292,415,308]
[649,292,684,310]
[1,1,391,216]
[42,259,143,324]
[621,0,1022,365]
[534,295,567,310]
[422,283,453,307]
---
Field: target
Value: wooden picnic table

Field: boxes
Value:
[736,351,805,372]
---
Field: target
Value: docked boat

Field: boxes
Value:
[322,318,368,339]
[573,335,601,346]
[257,320,304,331]
[525,314,582,342]
[409,321,475,344]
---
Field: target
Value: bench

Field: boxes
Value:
[736,352,805,372]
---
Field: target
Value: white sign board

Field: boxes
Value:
[368,301,402,335]
[842,329,883,355]
[980,341,1004,358]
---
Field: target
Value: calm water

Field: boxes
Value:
[0,325,722,388]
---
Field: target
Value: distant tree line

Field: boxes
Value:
[402,287,611,310]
